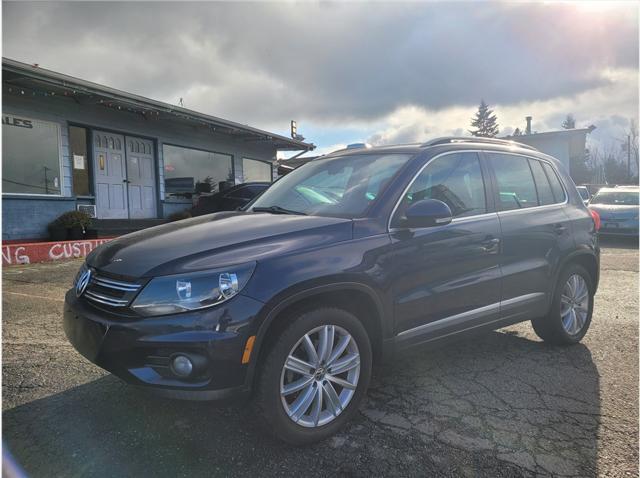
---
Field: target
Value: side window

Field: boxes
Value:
[541,162,566,203]
[393,152,486,225]
[528,159,555,206]
[489,154,539,211]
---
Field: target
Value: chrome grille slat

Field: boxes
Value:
[81,271,141,308]
[84,290,130,307]
[92,277,141,291]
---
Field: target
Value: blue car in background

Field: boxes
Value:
[588,187,639,237]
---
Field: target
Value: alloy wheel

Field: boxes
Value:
[280,324,360,428]
[560,274,590,335]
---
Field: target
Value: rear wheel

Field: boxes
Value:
[254,308,372,445]
[532,264,594,345]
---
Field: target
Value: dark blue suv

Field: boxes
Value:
[64,137,600,444]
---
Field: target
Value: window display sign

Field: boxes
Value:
[73,154,85,170]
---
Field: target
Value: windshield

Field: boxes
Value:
[590,190,639,206]
[250,153,412,217]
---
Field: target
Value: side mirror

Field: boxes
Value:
[400,199,453,228]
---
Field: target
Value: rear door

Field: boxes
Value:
[485,152,572,321]
[389,151,503,345]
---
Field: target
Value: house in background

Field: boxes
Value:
[2,58,314,241]
[504,116,596,178]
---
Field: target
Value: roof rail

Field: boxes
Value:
[421,136,539,152]
[346,142,372,150]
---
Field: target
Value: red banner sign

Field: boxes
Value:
[2,239,113,266]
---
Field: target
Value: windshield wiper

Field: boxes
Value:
[252,206,307,216]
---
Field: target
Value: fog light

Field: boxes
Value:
[171,355,193,377]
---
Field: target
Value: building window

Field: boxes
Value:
[70,126,91,196]
[242,158,273,182]
[2,115,61,195]
[162,144,233,198]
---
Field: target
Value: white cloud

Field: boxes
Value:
[365,67,638,149]
[2,2,638,151]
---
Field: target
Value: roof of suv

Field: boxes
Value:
[325,137,543,158]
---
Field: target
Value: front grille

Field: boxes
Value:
[84,272,141,308]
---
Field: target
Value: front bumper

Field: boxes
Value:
[63,289,265,400]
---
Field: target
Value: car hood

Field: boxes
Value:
[87,212,353,278]
[589,204,639,219]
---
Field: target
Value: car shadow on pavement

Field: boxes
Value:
[368,329,601,476]
[3,330,599,477]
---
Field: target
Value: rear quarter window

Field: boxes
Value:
[540,162,566,203]
[528,159,556,206]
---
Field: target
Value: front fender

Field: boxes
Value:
[242,279,390,392]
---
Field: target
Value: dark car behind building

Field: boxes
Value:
[190,182,270,217]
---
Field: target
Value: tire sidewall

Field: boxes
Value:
[550,264,594,343]
[258,308,372,445]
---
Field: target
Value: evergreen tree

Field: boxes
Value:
[469,100,499,137]
[562,114,576,129]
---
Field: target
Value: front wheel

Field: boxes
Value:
[254,308,372,445]
[532,264,594,345]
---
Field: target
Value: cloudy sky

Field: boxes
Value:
[3,1,638,156]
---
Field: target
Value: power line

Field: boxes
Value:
[2,178,58,192]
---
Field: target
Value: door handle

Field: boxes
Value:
[481,237,500,253]
[122,179,130,184]
[554,223,567,235]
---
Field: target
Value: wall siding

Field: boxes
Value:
[2,197,77,241]
[3,93,284,240]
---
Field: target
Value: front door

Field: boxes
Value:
[93,131,128,219]
[125,137,156,219]
[389,151,502,345]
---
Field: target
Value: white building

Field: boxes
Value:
[504,116,596,173]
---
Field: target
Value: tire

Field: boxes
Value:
[254,307,372,445]
[532,264,594,345]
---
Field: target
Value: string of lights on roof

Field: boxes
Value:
[5,84,164,118]
[4,80,284,142]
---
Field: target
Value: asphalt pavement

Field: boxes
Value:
[2,237,638,477]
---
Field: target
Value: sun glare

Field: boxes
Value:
[571,1,626,13]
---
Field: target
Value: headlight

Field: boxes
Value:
[131,262,256,317]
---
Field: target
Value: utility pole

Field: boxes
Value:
[628,134,632,182]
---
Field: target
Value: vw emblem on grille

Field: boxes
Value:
[76,268,92,297]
